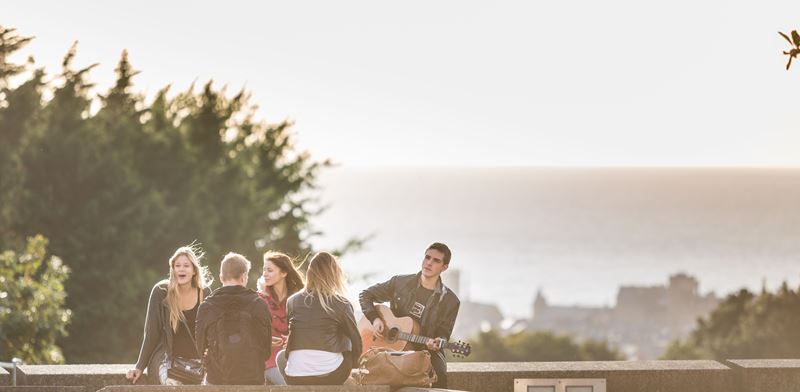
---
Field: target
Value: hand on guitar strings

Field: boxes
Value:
[372,318,386,341]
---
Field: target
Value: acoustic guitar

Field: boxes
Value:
[357,304,471,358]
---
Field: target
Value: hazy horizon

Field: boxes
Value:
[313,166,800,318]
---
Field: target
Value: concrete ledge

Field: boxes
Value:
[18,365,132,392]
[9,360,800,392]
[0,388,85,392]
[728,359,800,392]
[98,387,390,392]
[448,361,734,392]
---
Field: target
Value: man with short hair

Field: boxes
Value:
[359,242,460,388]
[196,252,271,385]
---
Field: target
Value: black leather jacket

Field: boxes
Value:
[359,272,460,344]
[285,291,362,369]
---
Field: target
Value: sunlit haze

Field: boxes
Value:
[5,1,800,167]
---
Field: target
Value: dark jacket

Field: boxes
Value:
[195,285,271,385]
[134,281,211,383]
[285,291,362,369]
[359,272,460,347]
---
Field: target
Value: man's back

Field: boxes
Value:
[196,285,271,385]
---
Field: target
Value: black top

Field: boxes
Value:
[172,293,200,359]
[409,287,434,322]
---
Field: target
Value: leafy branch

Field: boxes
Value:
[779,30,800,70]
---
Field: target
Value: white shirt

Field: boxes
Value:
[285,349,344,377]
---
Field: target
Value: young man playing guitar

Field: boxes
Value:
[358,242,460,389]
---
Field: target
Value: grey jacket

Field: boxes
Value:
[133,281,211,382]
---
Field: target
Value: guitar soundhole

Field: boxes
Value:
[386,327,399,343]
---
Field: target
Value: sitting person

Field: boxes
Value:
[127,246,212,385]
[257,251,305,385]
[359,242,460,388]
[277,252,362,385]
[195,252,271,385]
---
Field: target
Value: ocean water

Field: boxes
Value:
[310,167,800,319]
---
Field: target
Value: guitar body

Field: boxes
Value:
[358,304,420,354]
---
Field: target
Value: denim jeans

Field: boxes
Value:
[158,354,183,386]
[264,366,286,385]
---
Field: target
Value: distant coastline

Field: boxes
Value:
[313,166,800,318]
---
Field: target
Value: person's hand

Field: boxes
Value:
[372,318,385,341]
[126,369,142,384]
[426,338,443,351]
[272,336,283,346]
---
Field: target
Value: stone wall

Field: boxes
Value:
[3,360,800,392]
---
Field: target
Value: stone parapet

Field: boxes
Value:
[447,361,734,392]
[727,359,800,392]
[5,360,800,392]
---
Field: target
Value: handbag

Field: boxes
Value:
[356,347,437,387]
[166,317,205,385]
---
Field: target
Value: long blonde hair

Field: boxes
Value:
[164,245,212,332]
[304,252,348,314]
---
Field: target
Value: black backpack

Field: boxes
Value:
[207,296,267,383]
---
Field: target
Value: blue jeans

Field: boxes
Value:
[264,367,286,385]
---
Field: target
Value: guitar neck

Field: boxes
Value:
[395,331,433,346]
[395,331,459,352]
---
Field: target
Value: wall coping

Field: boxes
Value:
[448,360,730,372]
[727,359,800,369]
[19,365,131,375]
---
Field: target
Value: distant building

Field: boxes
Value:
[443,269,506,341]
[530,273,719,359]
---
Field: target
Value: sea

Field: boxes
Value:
[310,167,800,319]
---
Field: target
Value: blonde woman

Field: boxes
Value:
[126,246,212,385]
[278,252,361,385]
[257,251,305,385]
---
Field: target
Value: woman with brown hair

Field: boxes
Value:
[257,251,305,385]
[126,245,212,385]
[278,252,361,385]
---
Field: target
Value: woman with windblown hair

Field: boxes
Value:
[257,251,305,385]
[277,252,362,385]
[126,246,213,385]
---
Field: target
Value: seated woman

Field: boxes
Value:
[126,246,212,385]
[257,251,305,385]
[278,252,362,385]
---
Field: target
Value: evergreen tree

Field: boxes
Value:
[0,26,344,363]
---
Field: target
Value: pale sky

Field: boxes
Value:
[5,1,800,167]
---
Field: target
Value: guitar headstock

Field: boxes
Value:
[445,340,472,358]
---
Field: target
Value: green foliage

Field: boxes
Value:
[662,284,800,359]
[0,235,71,364]
[0,25,346,363]
[459,330,624,362]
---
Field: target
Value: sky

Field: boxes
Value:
[4,1,800,167]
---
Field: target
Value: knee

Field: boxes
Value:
[276,350,288,375]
